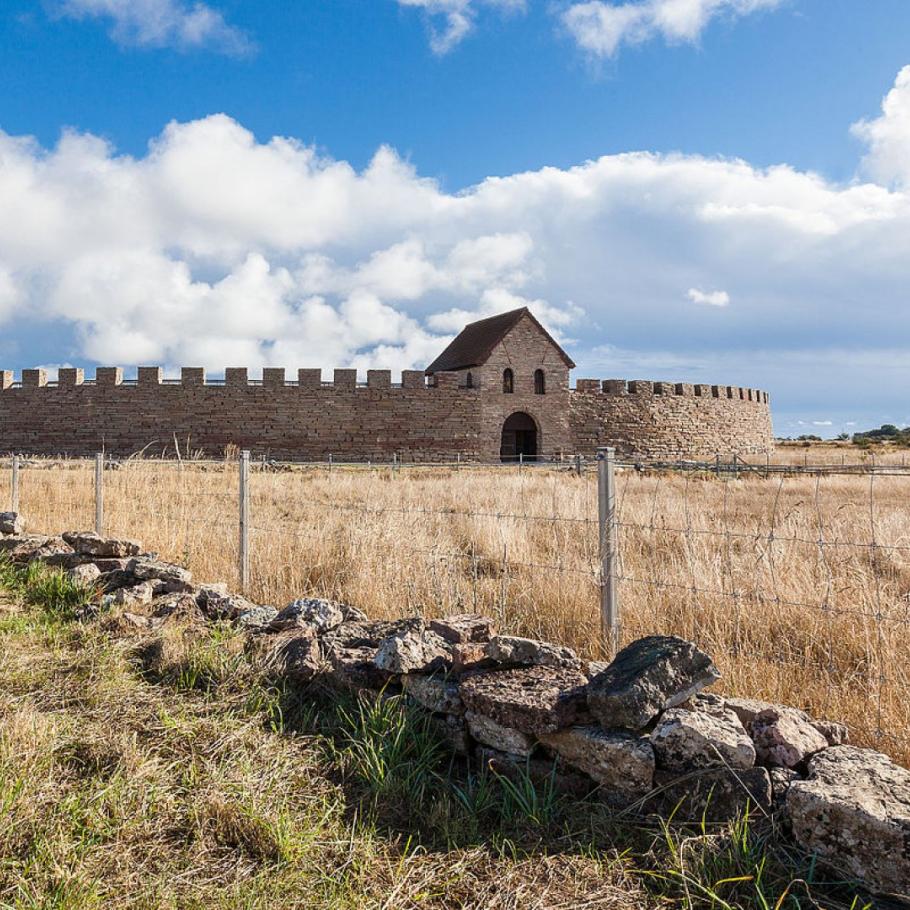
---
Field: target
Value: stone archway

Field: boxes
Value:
[500,412,538,462]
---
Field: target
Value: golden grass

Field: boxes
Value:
[6,453,910,764]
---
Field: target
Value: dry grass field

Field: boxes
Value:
[5,449,910,765]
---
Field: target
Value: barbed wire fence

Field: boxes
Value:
[4,449,910,762]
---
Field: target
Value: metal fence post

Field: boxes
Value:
[239,450,250,593]
[597,446,619,654]
[94,453,104,535]
[10,454,19,513]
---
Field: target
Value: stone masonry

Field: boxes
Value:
[0,308,773,459]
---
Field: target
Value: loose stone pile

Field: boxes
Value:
[1,514,908,897]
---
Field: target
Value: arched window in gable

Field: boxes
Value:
[534,369,545,395]
[503,368,514,393]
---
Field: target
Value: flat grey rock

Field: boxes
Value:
[587,635,720,730]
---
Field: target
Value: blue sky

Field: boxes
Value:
[1,0,910,437]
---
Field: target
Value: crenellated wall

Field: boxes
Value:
[569,379,773,458]
[0,367,483,460]
[0,367,773,460]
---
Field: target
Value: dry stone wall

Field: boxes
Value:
[0,514,906,897]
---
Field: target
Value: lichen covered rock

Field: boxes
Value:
[587,636,720,730]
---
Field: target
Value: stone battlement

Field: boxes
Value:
[0,367,472,391]
[572,378,769,404]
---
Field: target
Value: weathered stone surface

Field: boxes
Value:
[374,625,451,674]
[129,557,192,586]
[236,605,279,630]
[477,747,594,796]
[587,636,720,731]
[249,630,323,682]
[327,646,396,691]
[326,618,422,652]
[9,535,72,564]
[203,591,259,621]
[485,635,582,671]
[429,613,496,644]
[195,583,229,607]
[67,563,102,586]
[62,531,141,558]
[113,582,154,607]
[459,665,588,735]
[452,641,491,673]
[651,707,755,771]
[751,707,828,769]
[648,767,772,823]
[0,512,24,535]
[402,673,464,715]
[725,697,848,747]
[465,711,535,756]
[270,598,346,634]
[539,726,655,803]
[150,593,204,623]
[769,767,799,814]
[788,746,910,895]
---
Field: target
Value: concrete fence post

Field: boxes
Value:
[597,446,620,655]
[239,450,250,594]
[519,452,524,473]
[10,454,19,513]
[94,453,104,536]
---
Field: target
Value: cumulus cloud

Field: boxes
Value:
[687,287,730,307]
[397,0,525,53]
[53,0,253,55]
[852,65,910,188]
[561,0,784,58]
[2,68,910,434]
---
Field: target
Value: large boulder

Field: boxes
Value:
[750,706,829,769]
[0,512,24,535]
[484,635,583,671]
[373,624,451,674]
[539,726,655,804]
[651,707,755,771]
[402,674,464,715]
[587,636,720,730]
[465,711,535,756]
[459,665,588,735]
[788,746,910,895]
[429,614,496,644]
[62,531,142,558]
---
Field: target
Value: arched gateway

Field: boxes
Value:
[500,411,538,462]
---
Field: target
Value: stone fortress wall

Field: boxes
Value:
[0,365,773,459]
[570,378,773,459]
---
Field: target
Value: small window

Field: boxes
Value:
[503,368,514,393]
[534,369,545,395]
[465,371,473,389]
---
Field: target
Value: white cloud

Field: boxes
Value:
[2,67,910,427]
[397,0,525,53]
[852,65,910,189]
[561,0,783,58]
[687,287,730,307]
[54,0,253,55]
